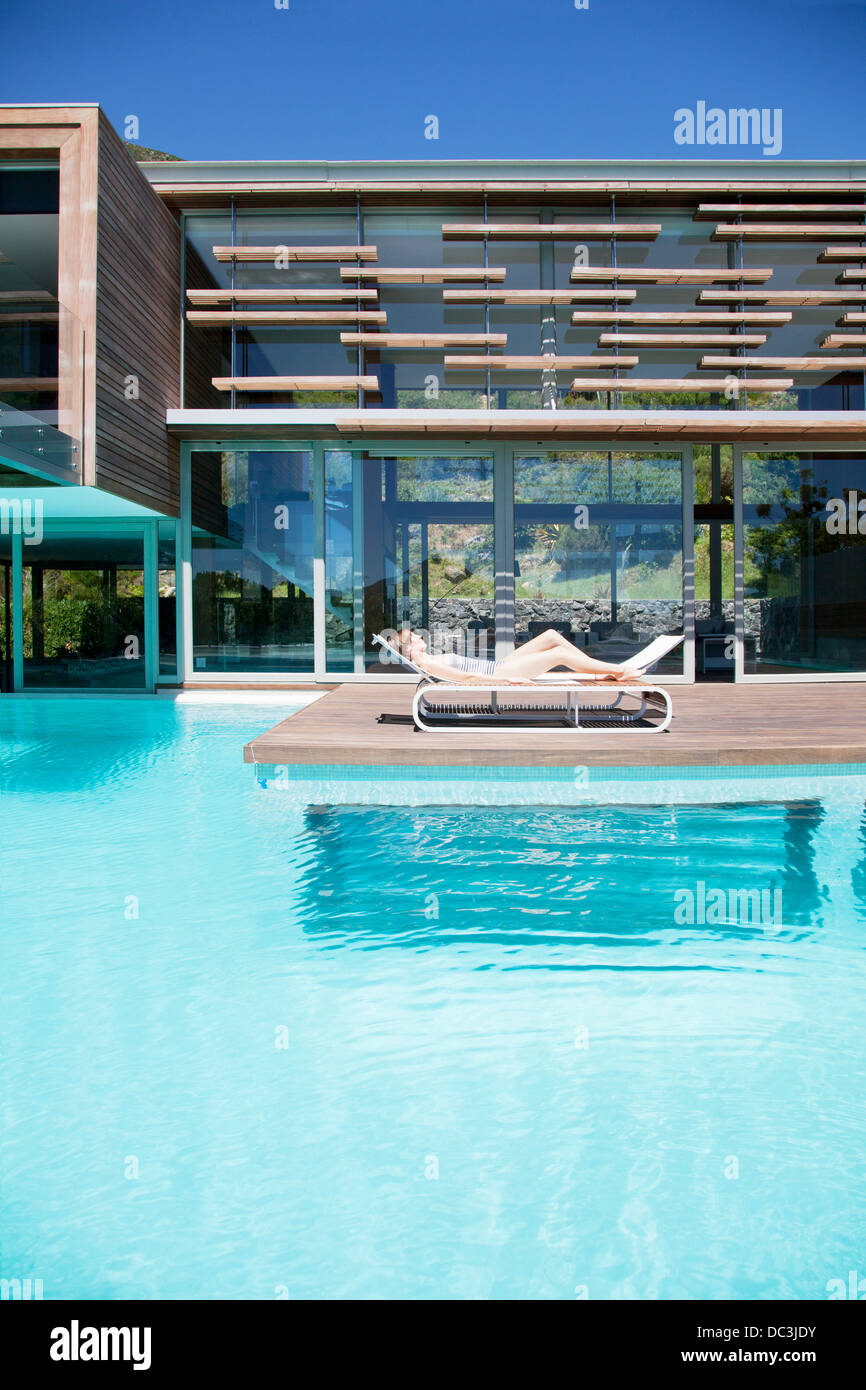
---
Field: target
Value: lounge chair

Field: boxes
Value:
[372,633,683,733]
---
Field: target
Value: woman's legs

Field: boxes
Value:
[496,642,629,680]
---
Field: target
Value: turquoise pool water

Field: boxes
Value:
[1,697,865,1300]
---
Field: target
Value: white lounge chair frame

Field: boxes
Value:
[372,634,679,733]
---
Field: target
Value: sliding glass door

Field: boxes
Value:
[513,449,690,677]
[736,449,866,679]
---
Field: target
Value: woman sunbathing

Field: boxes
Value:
[395,628,648,684]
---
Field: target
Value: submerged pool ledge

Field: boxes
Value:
[243,682,866,771]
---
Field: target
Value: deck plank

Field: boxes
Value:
[243,682,866,769]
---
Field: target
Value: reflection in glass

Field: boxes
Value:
[743,452,866,674]
[191,450,314,673]
[324,452,495,671]
[514,451,684,671]
[22,531,146,689]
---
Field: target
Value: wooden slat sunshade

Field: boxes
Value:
[340,267,506,283]
[821,334,866,348]
[695,203,866,219]
[187,288,379,303]
[568,377,793,392]
[212,375,380,391]
[700,355,866,370]
[569,267,773,284]
[598,332,768,346]
[444,355,639,370]
[0,376,58,390]
[818,247,866,261]
[700,289,866,304]
[445,289,638,303]
[713,223,866,241]
[188,310,388,326]
[570,310,792,325]
[212,245,378,262]
[441,223,661,240]
[339,333,507,347]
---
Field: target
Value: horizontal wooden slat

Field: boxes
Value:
[444,354,639,370]
[713,223,866,241]
[821,334,866,348]
[837,269,866,282]
[212,375,380,392]
[818,247,866,262]
[700,289,866,304]
[569,266,773,284]
[840,312,866,324]
[0,376,58,390]
[212,245,378,262]
[340,266,507,283]
[568,377,793,392]
[599,332,767,346]
[186,288,379,303]
[570,310,793,325]
[441,222,662,240]
[0,312,59,323]
[445,289,638,303]
[0,290,55,303]
[700,355,866,371]
[695,203,866,219]
[339,332,507,347]
[188,310,388,326]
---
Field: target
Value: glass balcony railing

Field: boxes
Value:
[0,298,83,479]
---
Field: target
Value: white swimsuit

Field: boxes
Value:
[440,652,498,677]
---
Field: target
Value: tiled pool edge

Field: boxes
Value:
[252,761,866,807]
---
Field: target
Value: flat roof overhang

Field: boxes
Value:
[141,157,866,206]
[166,408,866,445]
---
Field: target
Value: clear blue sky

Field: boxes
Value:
[2,0,864,161]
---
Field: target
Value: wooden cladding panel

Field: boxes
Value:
[94,112,182,514]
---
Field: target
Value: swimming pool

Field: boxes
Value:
[1,697,865,1300]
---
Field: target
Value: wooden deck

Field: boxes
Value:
[243,681,866,769]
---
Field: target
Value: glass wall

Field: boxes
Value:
[513,450,685,674]
[360,209,486,408]
[0,167,60,421]
[742,452,866,675]
[324,452,495,671]
[190,449,314,673]
[21,530,147,689]
[742,243,865,412]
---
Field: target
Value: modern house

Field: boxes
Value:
[2,102,865,692]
